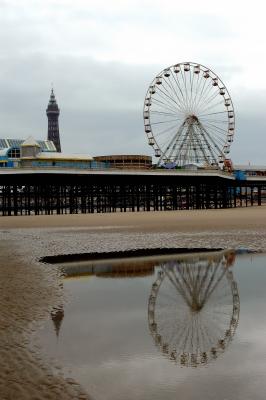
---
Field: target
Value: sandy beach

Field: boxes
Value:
[1,206,266,232]
[1,206,266,399]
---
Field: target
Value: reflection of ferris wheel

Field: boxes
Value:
[143,62,235,167]
[148,251,239,367]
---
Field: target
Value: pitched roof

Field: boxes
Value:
[21,136,41,147]
[0,138,56,151]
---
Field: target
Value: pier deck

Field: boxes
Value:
[0,168,265,216]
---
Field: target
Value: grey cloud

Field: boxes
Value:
[0,1,265,164]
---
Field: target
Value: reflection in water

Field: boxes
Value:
[148,251,240,367]
[61,259,155,279]
[48,250,240,370]
[49,258,156,337]
[41,251,266,400]
[51,306,64,338]
[41,251,266,399]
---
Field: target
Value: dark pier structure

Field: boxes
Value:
[0,169,265,216]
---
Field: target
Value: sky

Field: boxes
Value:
[0,0,266,164]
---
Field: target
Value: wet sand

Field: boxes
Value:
[1,206,266,399]
[0,240,90,400]
[1,206,266,232]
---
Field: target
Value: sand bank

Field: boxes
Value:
[1,206,266,399]
[0,239,91,400]
[0,206,265,232]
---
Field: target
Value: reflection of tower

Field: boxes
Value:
[148,251,240,367]
[51,306,64,338]
[46,89,61,152]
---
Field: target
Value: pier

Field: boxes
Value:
[0,168,265,216]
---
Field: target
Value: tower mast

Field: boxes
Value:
[46,89,61,152]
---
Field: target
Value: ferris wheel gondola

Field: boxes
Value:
[143,62,235,167]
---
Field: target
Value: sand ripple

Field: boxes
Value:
[0,239,91,400]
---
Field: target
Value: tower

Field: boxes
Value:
[46,89,61,152]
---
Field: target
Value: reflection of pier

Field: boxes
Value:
[61,258,156,279]
[148,251,240,367]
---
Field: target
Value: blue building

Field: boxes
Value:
[0,136,108,169]
[0,138,57,168]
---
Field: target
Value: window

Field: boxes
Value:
[7,148,20,158]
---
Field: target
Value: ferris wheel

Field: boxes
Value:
[143,62,235,167]
[148,251,240,367]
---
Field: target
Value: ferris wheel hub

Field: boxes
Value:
[186,114,199,124]
[191,301,202,312]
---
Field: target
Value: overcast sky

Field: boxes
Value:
[1,0,266,164]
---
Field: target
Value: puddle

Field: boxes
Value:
[39,250,266,400]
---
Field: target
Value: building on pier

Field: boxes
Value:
[0,138,56,152]
[0,136,108,169]
[0,136,152,170]
[19,136,106,169]
[94,154,152,170]
[234,165,266,179]
[0,138,56,168]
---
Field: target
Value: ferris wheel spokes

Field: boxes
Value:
[144,62,235,167]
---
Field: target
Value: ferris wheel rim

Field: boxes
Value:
[143,61,235,167]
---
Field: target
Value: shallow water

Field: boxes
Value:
[40,250,266,400]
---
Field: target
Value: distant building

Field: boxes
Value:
[94,154,152,169]
[0,136,107,169]
[233,165,266,180]
[19,136,98,169]
[0,138,56,168]
[0,138,56,152]
[46,89,61,152]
